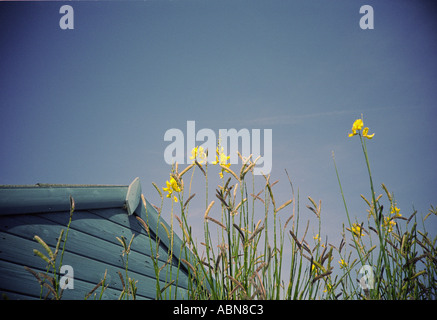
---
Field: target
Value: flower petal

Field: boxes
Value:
[363,127,375,139]
[352,119,363,131]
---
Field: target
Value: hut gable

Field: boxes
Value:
[0,178,190,300]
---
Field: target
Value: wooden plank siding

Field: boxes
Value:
[0,179,193,300]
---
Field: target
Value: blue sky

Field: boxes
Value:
[1,1,436,256]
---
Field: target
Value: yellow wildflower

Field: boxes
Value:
[212,146,231,178]
[362,127,375,139]
[383,205,400,233]
[311,263,318,275]
[162,176,181,202]
[339,259,348,269]
[170,177,181,192]
[162,180,172,195]
[190,146,207,164]
[391,205,401,217]
[348,119,363,137]
[383,217,396,233]
[351,223,364,238]
[348,117,375,139]
[324,282,332,293]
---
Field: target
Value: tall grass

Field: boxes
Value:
[25,196,75,300]
[332,117,437,299]
[26,116,436,300]
[151,117,436,300]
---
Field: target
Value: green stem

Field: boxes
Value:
[359,134,393,298]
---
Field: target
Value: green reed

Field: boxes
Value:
[152,116,436,300]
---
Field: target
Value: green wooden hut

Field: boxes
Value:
[0,178,192,300]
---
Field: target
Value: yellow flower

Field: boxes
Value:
[362,127,375,139]
[162,180,172,195]
[212,146,230,165]
[212,146,230,178]
[348,119,363,137]
[348,118,375,139]
[381,205,401,233]
[391,205,401,217]
[170,177,181,192]
[311,263,318,275]
[324,282,332,293]
[162,176,181,201]
[313,234,321,242]
[383,217,396,233]
[190,146,207,164]
[339,259,348,269]
[351,223,364,237]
